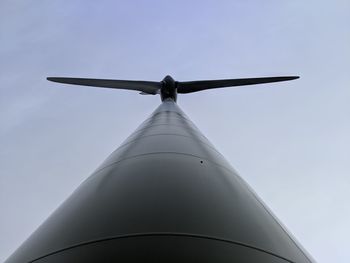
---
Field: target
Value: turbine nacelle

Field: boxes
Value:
[161,75,177,101]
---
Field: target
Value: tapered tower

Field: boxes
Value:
[6,75,315,262]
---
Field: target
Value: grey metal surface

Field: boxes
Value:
[5,100,314,262]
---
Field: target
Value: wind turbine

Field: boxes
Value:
[5,75,316,262]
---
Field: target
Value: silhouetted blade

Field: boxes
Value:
[177,76,299,94]
[47,77,161,95]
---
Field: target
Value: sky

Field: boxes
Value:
[0,0,349,262]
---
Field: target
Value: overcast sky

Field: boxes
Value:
[0,1,349,262]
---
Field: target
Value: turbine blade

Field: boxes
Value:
[47,77,161,95]
[177,76,299,94]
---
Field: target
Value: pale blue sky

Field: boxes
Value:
[1,1,349,262]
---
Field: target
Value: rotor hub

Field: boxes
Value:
[161,75,177,101]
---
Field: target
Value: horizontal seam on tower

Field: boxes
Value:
[89,151,234,180]
[29,232,294,263]
[151,111,188,119]
[125,124,206,141]
[134,123,200,133]
[106,123,197,156]
[142,112,190,122]
[117,133,222,157]
[106,123,208,156]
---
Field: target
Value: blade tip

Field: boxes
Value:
[47,77,62,83]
